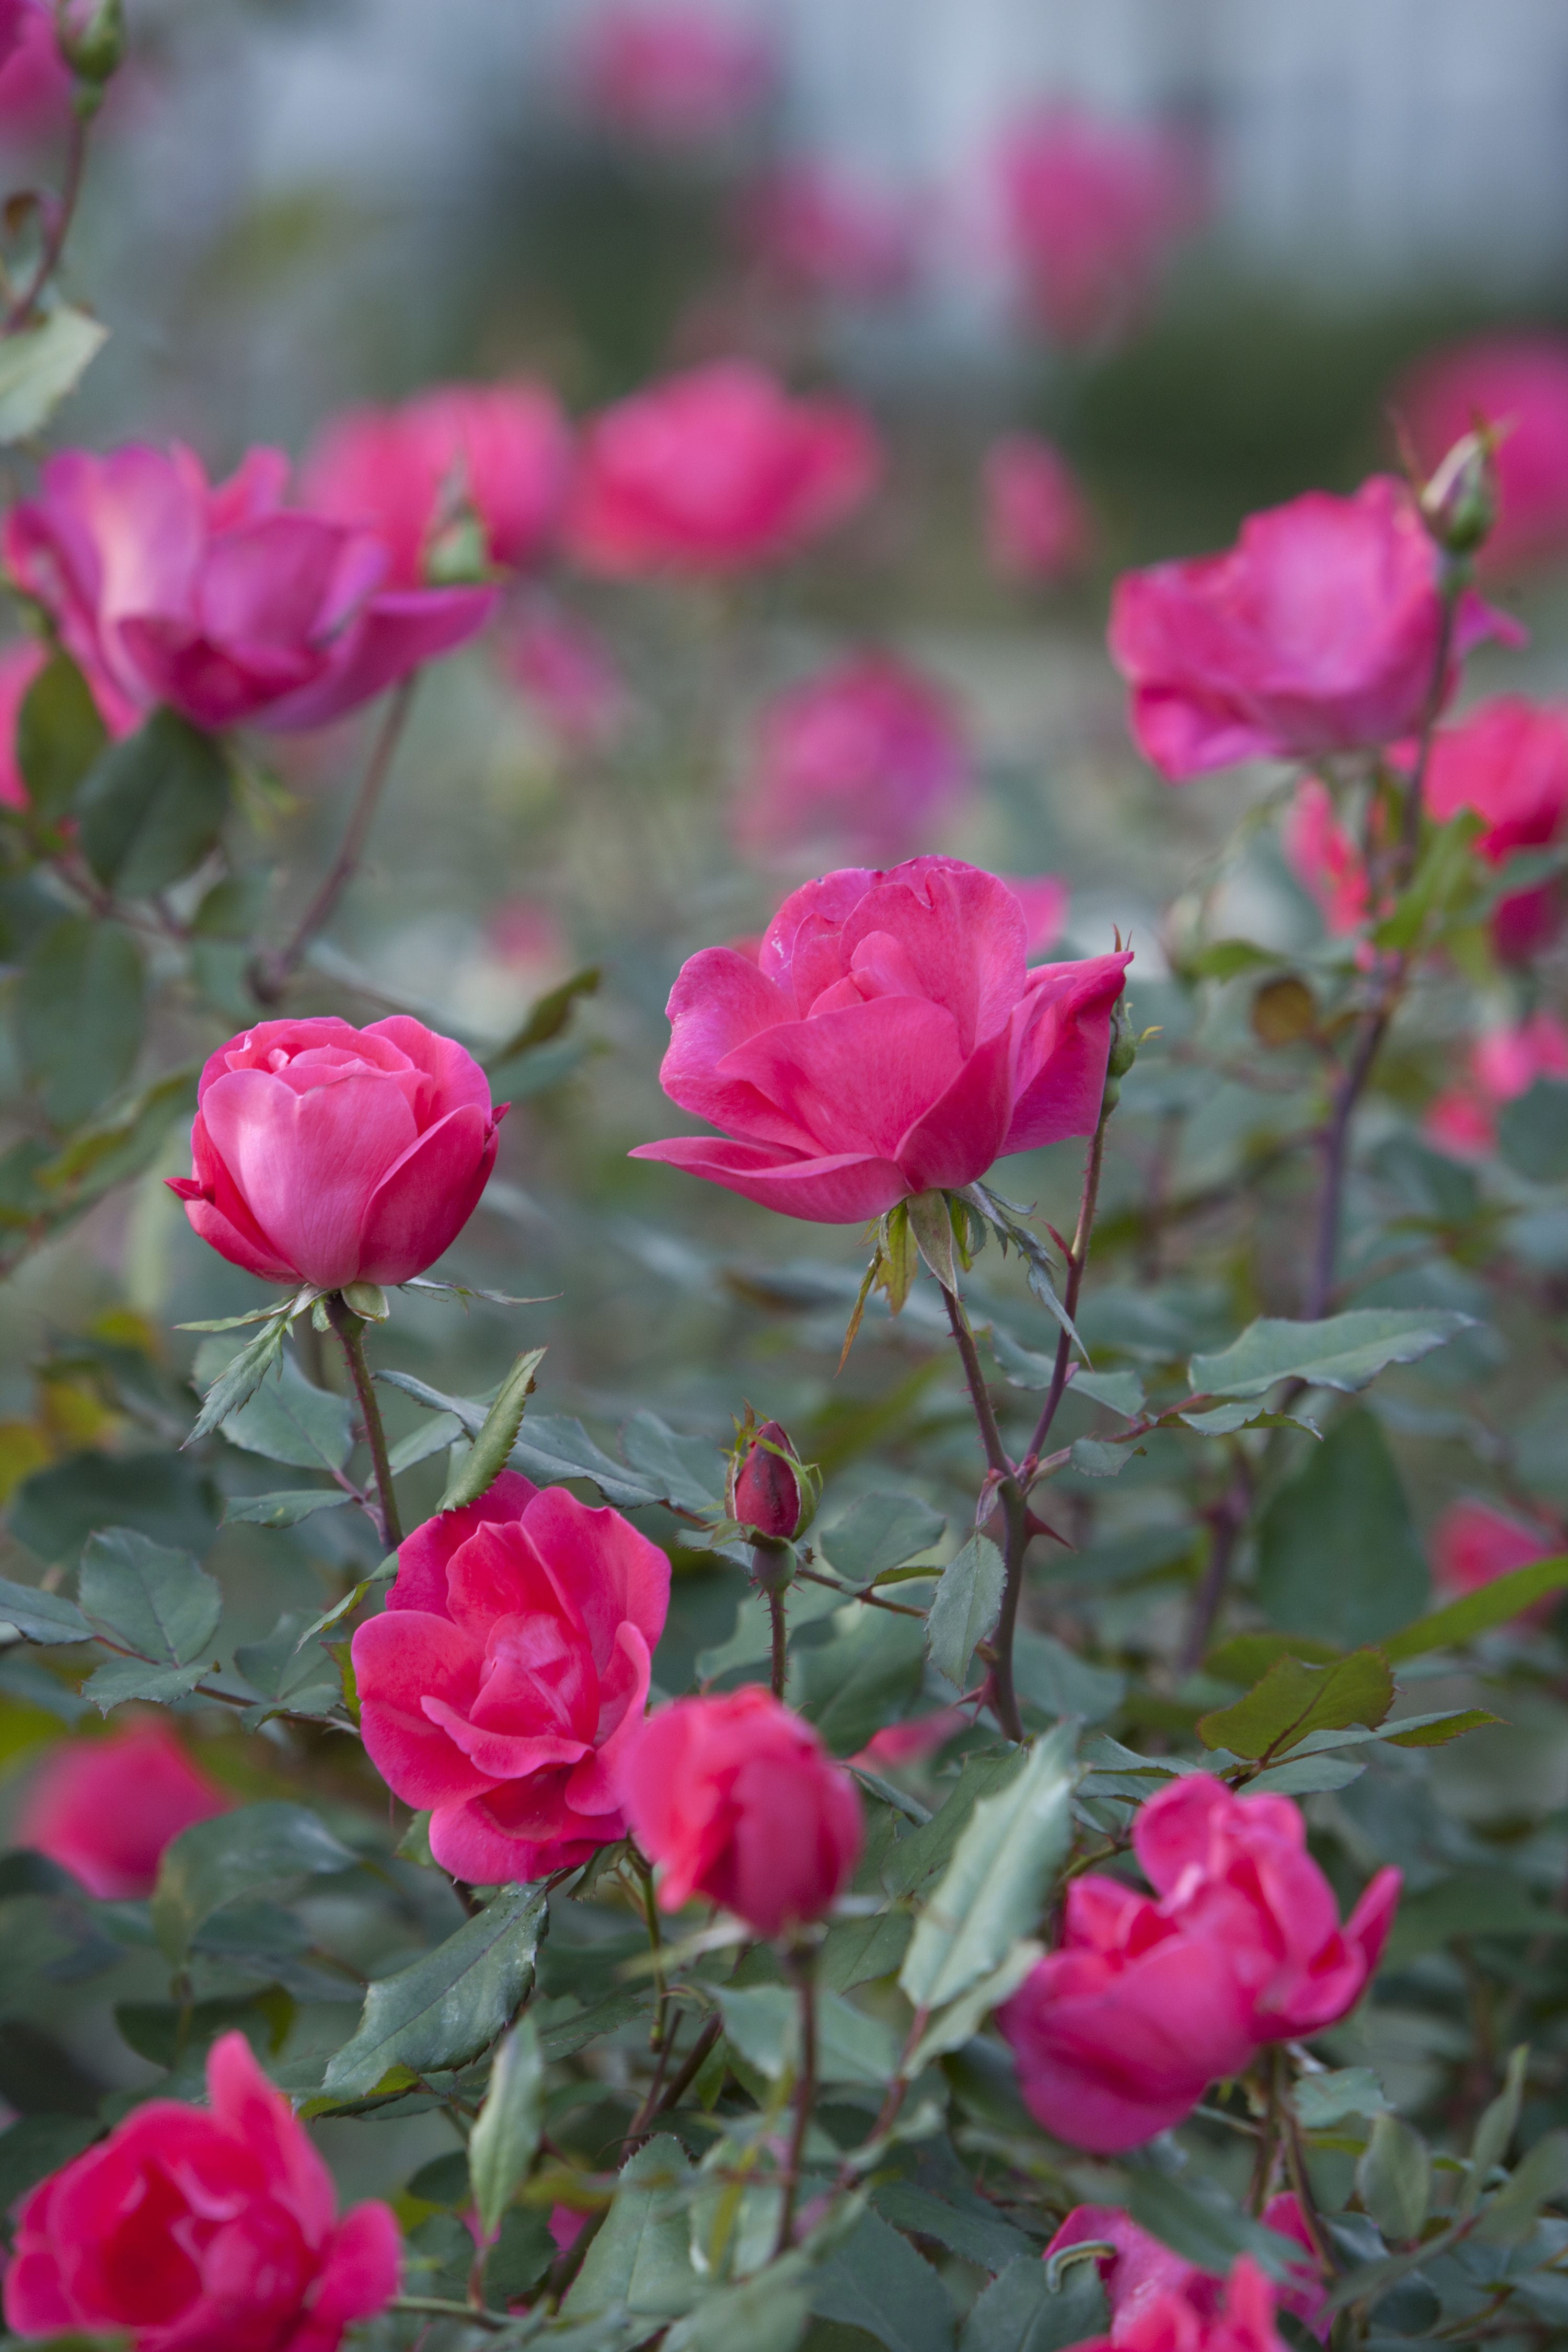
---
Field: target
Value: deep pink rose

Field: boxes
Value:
[1074,2254,1294,2352]
[573,4,772,145]
[616,1687,862,1939]
[566,362,881,577]
[302,383,573,589]
[353,1471,671,1884]
[984,434,1094,584]
[1046,2197,1324,2344]
[730,1417,804,1540]
[1425,1010,1568,1159]
[167,1016,504,1292]
[1431,1497,1561,1630]
[1398,333,1568,576]
[1425,697,1568,960]
[497,596,628,753]
[632,855,1131,1224]
[1108,477,1523,781]
[997,107,1205,347]
[735,654,972,863]
[0,637,43,810]
[16,1719,229,1899]
[4,442,494,735]
[3,2030,400,2352]
[998,1775,1400,2153]
[737,162,918,302]
[0,0,72,141]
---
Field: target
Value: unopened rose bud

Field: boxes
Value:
[1419,428,1497,560]
[732,1419,804,1539]
[1101,1010,1137,1113]
[57,0,124,84]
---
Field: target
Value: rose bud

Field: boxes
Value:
[730,1418,811,1541]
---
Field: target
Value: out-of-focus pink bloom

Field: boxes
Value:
[1425,697,1568,962]
[495,598,628,753]
[5,444,495,735]
[1398,334,1568,575]
[547,2206,590,2255]
[0,638,43,810]
[1074,2255,1296,2352]
[1425,1010,1568,1158]
[302,384,573,589]
[488,896,569,980]
[574,5,772,146]
[0,0,72,141]
[851,1707,970,1772]
[1046,2197,1325,2344]
[567,362,880,577]
[998,1775,1400,2153]
[1431,1498,1561,1631]
[1284,778,1379,937]
[997,107,1205,348]
[984,434,1094,584]
[1001,875,1070,956]
[737,162,918,302]
[632,856,1131,1224]
[735,653,972,863]
[1109,478,1523,782]
[16,1720,229,1900]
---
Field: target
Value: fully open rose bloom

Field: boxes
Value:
[3,2031,400,2352]
[1047,2199,1324,2345]
[997,107,1204,347]
[632,856,1130,1223]
[984,433,1094,585]
[574,4,772,145]
[353,1471,670,1884]
[168,1016,504,1292]
[16,1719,229,1898]
[998,1774,1400,2153]
[567,361,880,576]
[1108,477,1522,782]
[302,383,574,588]
[735,653,972,863]
[1425,1011,1568,1158]
[1398,333,1568,574]
[5,443,494,735]
[616,1687,862,1938]
[1425,697,1568,961]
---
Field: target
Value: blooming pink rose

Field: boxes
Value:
[1108,477,1523,782]
[15,1719,229,1899]
[353,1471,671,1884]
[302,384,573,589]
[1397,334,1568,576]
[5,443,494,735]
[1075,2255,1294,2352]
[1424,1010,1568,1159]
[3,2030,400,2352]
[1046,2196,1324,2343]
[735,654,972,863]
[737,162,918,302]
[1425,697,1568,961]
[1432,1498,1561,1632]
[567,362,880,577]
[998,1775,1400,2153]
[573,4,772,145]
[997,108,1205,347]
[496,597,628,753]
[616,1686,862,1938]
[632,856,1131,1224]
[167,1016,504,1292]
[984,434,1094,584]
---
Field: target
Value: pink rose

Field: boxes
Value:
[566,361,880,577]
[0,0,73,141]
[998,1775,1400,2153]
[573,4,772,145]
[1001,873,1069,956]
[1108,477,1522,781]
[1397,333,1568,575]
[0,637,43,810]
[1425,1010,1568,1159]
[5,442,494,735]
[3,2030,400,2352]
[730,1417,805,1540]
[997,107,1205,347]
[735,653,972,863]
[850,1705,970,1773]
[1046,2197,1324,2343]
[1432,1497,1561,1628]
[353,1471,671,1884]
[984,433,1094,584]
[496,597,628,753]
[736,161,918,302]
[631,855,1131,1224]
[615,1687,862,1938]
[1425,697,1568,961]
[167,1015,504,1292]
[302,383,574,589]
[1075,2254,1296,2352]
[1284,777,1379,938]
[16,1719,229,1899]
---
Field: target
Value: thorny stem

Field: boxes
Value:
[3,105,90,334]
[774,1945,818,2258]
[793,1564,927,1619]
[251,677,417,1005]
[1025,1109,1111,1470]
[769,1587,788,1700]
[940,1283,1024,1742]
[326,1295,403,1550]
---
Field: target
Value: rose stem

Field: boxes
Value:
[774,1942,818,2258]
[4,102,91,333]
[940,1281,1025,1742]
[769,1588,788,1699]
[326,1294,403,1550]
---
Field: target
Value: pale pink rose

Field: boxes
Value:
[735,653,972,863]
[496,598,628,753]
[997,107,1205,347]
[984,434,1094,583]
[736,160,918,302]
[574,5,773,146]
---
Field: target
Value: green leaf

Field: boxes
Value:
[75,710,232,895]
[1255,1410,1428,1645]
[925,1535,1004,1690]
[959,2253,1106,2352]
[0,1573,91,1644]
[438,1347,547,1512]
[1473,2130,1568,2243]
[233,1611,342,1721]
[1127,2173,1313,2283]
[222,1488,352,1528]
[810,2210,955,2352]
[1382,1557,1568,1661]
[1069,1368,1146,1417]
[321,1882,548,2097]
[538,1988,652,2062]
[821,1492,946,1583]
[1498,1078,1568,1184]
[10,1448,218,1566]
[1382,1705,1501,1746]
[1383,1870,1568,1966]
[17,654,107,820]
[1205,1632,1341,1682]
[507,1412,662,1509]
[153,1802,359,1963]
[902,1940,1043,2074]
[906,1189,959,1291]
[789,1601,927,1756]
[664,2256,813,2352]
[563,2135,701,2321]
[987,1325,1057,1390]
[1190,1309,1472,1399]
[83,1656,203,1710]
[18,916,144,1127]
[1469,2045,1529,2189]
[1292,2067,1388,2131]
[1012,1630,1125,1726]
[186,1313,291,1447]
[1069,1437,1132,1478]
[469,2014,545,2239]
[900,1723,1076,2012]
[694,1582,842,1684]
[1197,1648,1394,1759]
[78,1528,221,1666]
[872,2181,1031,2278]
[196,1339,353,1472]
[713,1985,898,2085]
[879,1752,1024,1899]
[32,1063,198,1215]
[0,2115,100,2216]
[619,1411,728,1517]
[0,303,108,442]
[1357,2112,1430,2241]
[487,965,601,1069]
